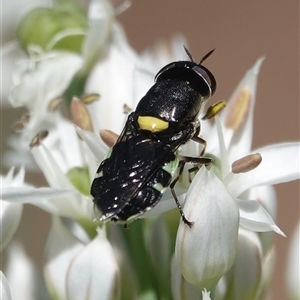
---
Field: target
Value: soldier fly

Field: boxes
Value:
[91,47,216,227]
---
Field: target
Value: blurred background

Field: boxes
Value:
[1,0,299,299]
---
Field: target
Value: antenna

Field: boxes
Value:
[183,46,195,63]
[199,49,215,65]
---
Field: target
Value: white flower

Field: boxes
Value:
[175,167,240,290]
[174,57,300,291]
[4,0,116,170]
[44,216,119,300]
[2,1,300,299]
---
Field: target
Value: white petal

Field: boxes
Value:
[175,168,239,290]
[220,58,265,159]
[248,185,277,219]
[286,220,300,300]
[224,228,263,300]
[257,247,275,298]
[170,255,200,300]
[229,142,300,196]
[248,185,278,252]
[1,186,91,220]
[31,145,74,189]
[2,166,25,187]
[1,271,12,300]
[141,34,188,73]
[82,0,114,66]
[9,53,82,133]
[85,27,144,134]
[237,199,285,236]
[43,117,85,172]
[0,201,23,250]
[5,242,37,300]
[66,228,120,300]
[75,126,108,162]
[44,217,84,299]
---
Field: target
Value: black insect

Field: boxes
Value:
[91,47,216,227]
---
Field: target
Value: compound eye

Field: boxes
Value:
[154,62,176,82]
[192,65,217,98]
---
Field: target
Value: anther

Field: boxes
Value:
[231,153,262,174]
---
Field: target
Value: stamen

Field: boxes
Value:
[29,130,48,148]
[123,103,132,114]
[12,113,30,132]
[231,153,262,174]
[202,100,226,120]
[225,87,251,131]
[71,97,93,132]
[100,130,119,148]
[81,93,100,104]
[48,96,63,112]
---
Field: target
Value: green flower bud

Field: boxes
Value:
[17,1,88,53]
[67,166,90,196]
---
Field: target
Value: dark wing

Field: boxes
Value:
[91,113,194,222]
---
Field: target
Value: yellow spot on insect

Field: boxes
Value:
[225,87,251,131]
[138,116,169,132]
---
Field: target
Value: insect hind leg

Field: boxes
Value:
[170,155,212,228]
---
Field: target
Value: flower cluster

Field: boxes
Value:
[1,0,299,299]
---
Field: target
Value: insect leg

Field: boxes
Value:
[191,135,207,156]
[170,160,194,227]
[170,156,212,228]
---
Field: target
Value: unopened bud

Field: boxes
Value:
[17,2,87,53]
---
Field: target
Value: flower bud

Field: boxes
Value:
[224,228,263,300]
[175,168,239,290]
[17,1,88,53]
[66,228,120,300]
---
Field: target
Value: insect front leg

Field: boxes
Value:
[170,155,212,228]
[192,134,208,157]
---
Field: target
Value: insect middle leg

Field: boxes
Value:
[170,155,211,228]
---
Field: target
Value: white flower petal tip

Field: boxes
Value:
[175,168,239,290]
[74,125,108,162]
[238,199,285,236]
[270,225,286,237]
[251,57,265,75]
